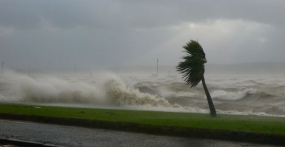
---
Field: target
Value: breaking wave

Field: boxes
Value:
[0,70,181,110]
[211,88,258,101]
[157,88,201,98]
[1,70,285,116]
[104,79,180,108]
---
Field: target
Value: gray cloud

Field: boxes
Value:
[2,0,284,30]
[0,0,285,71]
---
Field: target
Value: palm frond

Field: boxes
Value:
[176,40,207,87]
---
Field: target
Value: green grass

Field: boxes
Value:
[0,103,285,135]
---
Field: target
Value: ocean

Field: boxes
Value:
[0,69,285,117]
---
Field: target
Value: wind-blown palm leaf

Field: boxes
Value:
[176,40,216,116]
[176,40,207,87]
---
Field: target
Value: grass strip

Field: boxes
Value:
[0,103,285,145]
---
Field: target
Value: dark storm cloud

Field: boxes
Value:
[0,0,122,29]
[1,0,284,30]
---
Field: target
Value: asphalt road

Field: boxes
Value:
[0,119,278,147]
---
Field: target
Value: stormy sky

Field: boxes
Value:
[0,0,285,71]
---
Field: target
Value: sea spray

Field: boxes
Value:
[1,70,285,116]
[104,79,181,108]
[0,70,105,104]
[0,70,182,109]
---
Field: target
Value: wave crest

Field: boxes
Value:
[105,79,179,107]
[211,88,258,100]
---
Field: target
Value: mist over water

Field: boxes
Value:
[1,66,285,117]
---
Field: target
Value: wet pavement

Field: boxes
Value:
[0,119,280,147]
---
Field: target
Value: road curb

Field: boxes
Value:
[0,138,57,147]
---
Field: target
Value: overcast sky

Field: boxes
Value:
[1,0,285,71]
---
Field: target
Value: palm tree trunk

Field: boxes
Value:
[201,75,217,117]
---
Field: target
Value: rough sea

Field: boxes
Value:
[0,69,285,117]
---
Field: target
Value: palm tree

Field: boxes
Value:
[176,40,216,117]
